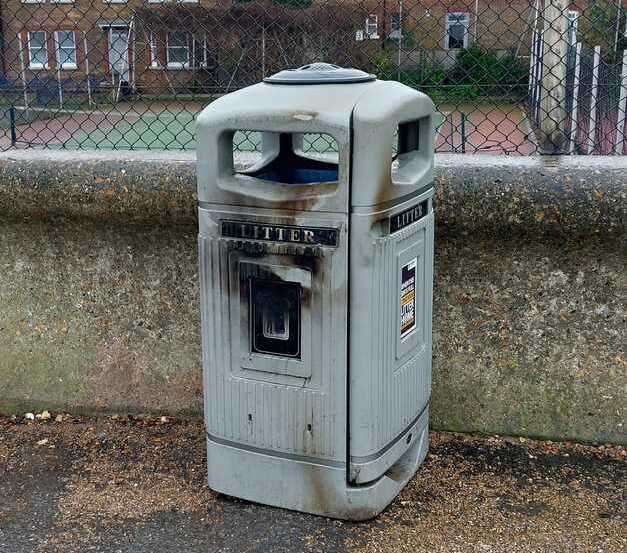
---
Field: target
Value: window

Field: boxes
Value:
[166,32,189,69]
[366,14,379,39]
[390,13,402,40]
[192,33,208,68]
[55,31,77,70]
[27,31,48,69]
[149,32,159,68]
[567,11,579,46]
[445,12,469,50]
[108,28,130,80]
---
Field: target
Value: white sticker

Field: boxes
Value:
[400,258,417,339]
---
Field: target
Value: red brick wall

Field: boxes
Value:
[0,0,610,96]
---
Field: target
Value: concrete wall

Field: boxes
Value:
[0,150,624,444]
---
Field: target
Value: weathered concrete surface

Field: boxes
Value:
[1,416,625,553]
[0,151,624,443]
[0,150,197,226]
[0,220,201,415]
[432,237,624,443]
[434,155,625,238]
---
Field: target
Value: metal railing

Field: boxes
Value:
[0,0,625,155]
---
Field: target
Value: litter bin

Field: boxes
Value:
[197,63,435,520]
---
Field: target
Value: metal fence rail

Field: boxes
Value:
[0,0,625,155]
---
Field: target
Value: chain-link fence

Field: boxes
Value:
[0,0,625,155]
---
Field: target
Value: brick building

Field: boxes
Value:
[0,0,225,99]
[0,0,611,100]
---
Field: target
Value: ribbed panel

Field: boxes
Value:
[367,223,431,451]
[392,352,430,430]
[200,234,341,460]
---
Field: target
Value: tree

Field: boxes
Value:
[580,0,626,63]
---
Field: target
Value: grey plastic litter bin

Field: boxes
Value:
[196,63,435,521]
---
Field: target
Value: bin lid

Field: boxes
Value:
[264,63,376,85]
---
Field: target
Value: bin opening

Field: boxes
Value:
[396,120,420,157]
[250,278,301,359]
[235,132,339,185]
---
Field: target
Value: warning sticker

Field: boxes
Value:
[400,258,417,339]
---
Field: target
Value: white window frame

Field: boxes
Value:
[192,33,208,69]
[103,0,128,4]
[166,31,190,69]
[365,14,379,40]
[444,12,470,50]
[50,0,75,4]
[54,30,77,70]
[27,31,49,70]
[149,32,160,68]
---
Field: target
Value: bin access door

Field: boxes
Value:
[348,196,434,484]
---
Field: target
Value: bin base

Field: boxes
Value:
[205,410,428,521]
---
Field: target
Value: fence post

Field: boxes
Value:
[533,31,544,122]
[527,0,540,97]
[55,32,64,109]
[9,105,17,147]
[539,0,568,152]
[17,33,29,110]
[397,0,403,81]
[586,45,601,154]
[84,31,93,108]
[261,25,266,79]
[569,42,582,154]
[613,0,623,55]
[614,49,627,155]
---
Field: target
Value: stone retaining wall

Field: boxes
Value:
[0,150,624,443]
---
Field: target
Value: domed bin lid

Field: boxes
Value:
[264,63,376,85]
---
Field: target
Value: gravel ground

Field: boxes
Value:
[0,414,624,553]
